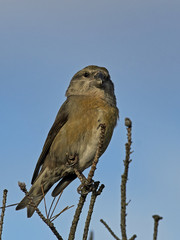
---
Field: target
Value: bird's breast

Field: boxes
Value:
[49,95,118,172]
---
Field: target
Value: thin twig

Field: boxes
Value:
[0,203,18,209]
[0,189,8,240]
[129,235,137,240]
[83,182,105,240]
[68,194,87,240]
[18,182,28,194]
[41,185,48,218]
[50,192,62,219]
[74,168,88,185]
[18,182,63,240]
[100,219,120,240]
[87,124,106,182]
[120,118,136,240]
[50,205,74,222]
[47,197,56,219]
[100,118,136,240]
[152,215,163,240]
[68,124,106,240]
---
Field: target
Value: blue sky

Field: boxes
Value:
[0,0,180,239]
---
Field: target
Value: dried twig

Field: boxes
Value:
[0,189,8,240]
[18,182,63,240]
[50,205,74,222]
[47,197,56,219]
[100,118,136,240]
[100,219,120,240]
[152,215,163,240]
[74,168,89,188]
[0,203,18,209]
[68,194,87,240]
[87,124,106,183]
[49,193,62,219]
[83,182,104,240]
[120,118,136,240]
[68,124,106,240]
[129,235,137,240]
[18,182,28,194]
[41,185,48,218]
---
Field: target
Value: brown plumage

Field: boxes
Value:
[16,65,119,217]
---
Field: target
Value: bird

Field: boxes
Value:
[16,65,119,217]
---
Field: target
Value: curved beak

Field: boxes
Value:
[94,71,105,81]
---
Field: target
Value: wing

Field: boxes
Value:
[31,99,69,184]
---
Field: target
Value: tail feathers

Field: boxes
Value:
[27,194,44,218]
[16,194,44,218]
[52,174,77,197]
[16,168,58,217]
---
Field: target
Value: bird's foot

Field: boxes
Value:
[77,180,94,195]
[73,168,93,195]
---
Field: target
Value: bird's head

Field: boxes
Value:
[66,65,116,106]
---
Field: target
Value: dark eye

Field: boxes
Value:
[84,72,89,78]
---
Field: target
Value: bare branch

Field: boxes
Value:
[83,182,105,240]
[120,118,136,240]
[50,205,74,222]
[0,203,18,209]
[129,235,137,240]
[41,185,48,218]
[49,193,62,219]
[99,118,136,240]
[48,197,56,219]
[0,189,8,240]
[100,219,120,240]
[68,194,87,240]
[74,168,89,189]
[87,124,106,183]
[68,124,106,240]
[152,215,163,240]
[18,182,63,240]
